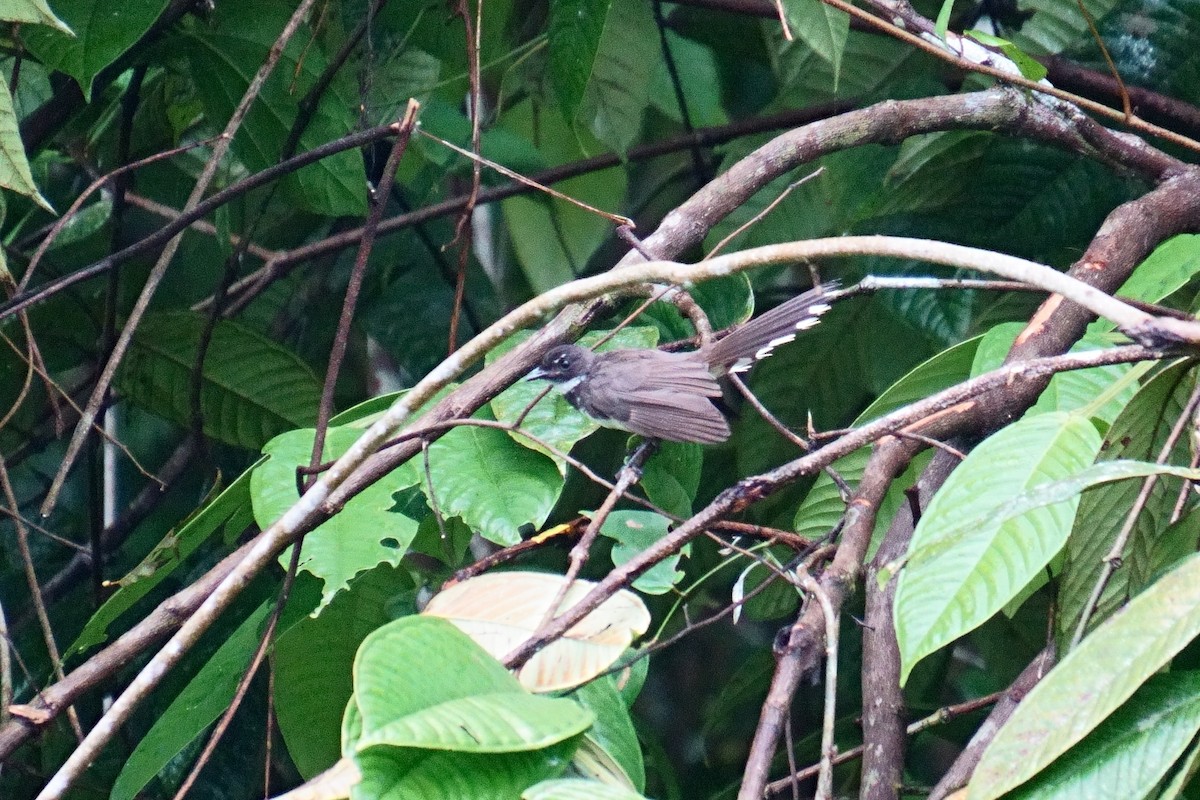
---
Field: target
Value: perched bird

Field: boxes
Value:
[527,283,837,443]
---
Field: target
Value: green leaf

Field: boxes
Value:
[426,415,563,545]
[0,71,52,211]
[568,677,645,791]
[0,0,73,33]
[357,693,592,753]
[275,564,413,779]
[488,327,658,470]
[640,441,702,518]
[965,30,1049,81]
[596,510,686,595]
[1116,234,1200,306]
[968,553,1200,799]
[350,617,583,799]
[22,0,165,98]
[894,413,1103,683]
[110,599,272,800]
[1005,673,1200,800]
[524,778,649,799]
[1057,363,1196,646]
[354,616,521,734]
[252,427,421,612]
[355,744,579,800]
[782,0,850,82]
[69,467,258,656]
[499,99,628,292]
[179,0,367,216]
[547,0,658,153]
[115,311,320,450]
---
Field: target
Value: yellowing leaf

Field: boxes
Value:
[422,572,650,693]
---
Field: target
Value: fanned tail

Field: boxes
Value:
[705,282,839,372]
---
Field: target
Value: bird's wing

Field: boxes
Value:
[622,389,731,443]
[592,350,722,396]
[567,349,729,442]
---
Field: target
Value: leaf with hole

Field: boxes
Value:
[252,427,421,613]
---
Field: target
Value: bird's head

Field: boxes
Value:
[527,344,594,385]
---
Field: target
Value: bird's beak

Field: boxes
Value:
[526,367,547,382]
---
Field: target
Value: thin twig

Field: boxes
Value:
[765,691,1004,794]
[418,129,635,228]
[706,168,824,258]
[0,598,10,727]
[531,441,658,634]
[0,458,82,741]
[794,562,839,799]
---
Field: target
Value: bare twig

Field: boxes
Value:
[765,691,1004,795]
[531,441,658,636]
[793,563,839,800]
[0,459,82,741]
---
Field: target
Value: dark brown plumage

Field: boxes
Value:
[528,282,837,443]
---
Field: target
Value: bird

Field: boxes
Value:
[526,282,837,443]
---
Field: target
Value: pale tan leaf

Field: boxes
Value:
[422,571,651,692]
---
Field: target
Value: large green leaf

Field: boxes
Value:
[69,466,258,656]
[355,744,580,800]
[894,412,1103,683]
[0,0,72,32]
[350,617,587,800]
[640,441,702,518]
[274,564,412,779]
[1116,234,1200,307]
[251,427,421,612]
[353,616,522,736]
[357,693,591,753]
[968,553,1200,799]
[426,413,563,545]
[568,677,644,791]
[499,99,627,293]
[22,0,166,98]
[1005,672,1200,800]
[0,71,51,211]
[546,0,657,153]
[781,0,849,81]
[116,311,320,450]
[1056,363,1195,646]
[524,779,649,799]
[178,0,367,216]
[110,598,272,800]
